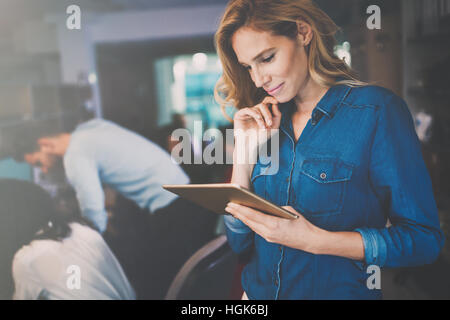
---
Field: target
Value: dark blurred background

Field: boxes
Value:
[0,0,449,299]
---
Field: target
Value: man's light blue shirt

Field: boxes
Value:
[64,119,189,233]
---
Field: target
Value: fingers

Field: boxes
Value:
[225,203,269,235]
[271,103,282,118]
[260,96,281,127]
[234,96,280,129]
[246,107,267,129]
[281,206,302,217]
[226,202,278,225]
[252,96,279,128]
[225,202,284,243]
[256,104,273,128]
[282,205,295,212]
[235,107,266,129]
[262,96,281,118]
[261,96,278,105]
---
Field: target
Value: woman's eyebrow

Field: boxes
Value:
[239,47,276,66]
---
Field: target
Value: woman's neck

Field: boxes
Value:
[293,78,329,116]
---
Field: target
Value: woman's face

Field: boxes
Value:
[231,26,309,103]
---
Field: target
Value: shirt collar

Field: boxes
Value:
[314,84,352,119]
[279,83,352,131]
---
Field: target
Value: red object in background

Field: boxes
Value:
[224,166,233,183]
[229,262,245,300]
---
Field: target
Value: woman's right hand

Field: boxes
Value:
[231,96,281,188]
[233,96,281,132]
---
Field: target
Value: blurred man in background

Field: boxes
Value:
[0,179,136,300]
[22,118,189,233]
[18,118,218,298]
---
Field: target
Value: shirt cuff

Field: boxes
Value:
[354,228,388,267]
[82,209,108,234]
[223,215,251,234]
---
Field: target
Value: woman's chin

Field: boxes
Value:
[272,94,292,104]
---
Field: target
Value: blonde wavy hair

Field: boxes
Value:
[214,0,366,120]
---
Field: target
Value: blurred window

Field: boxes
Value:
[155,53,229,132]
[334,41,352,67]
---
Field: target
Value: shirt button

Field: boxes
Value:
[285,178,289,182]
[279,246,282,252]
[320,172,327,180]
[275,279,279,286]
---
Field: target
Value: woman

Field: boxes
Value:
[214,0,444,299]
[0,180,135,300]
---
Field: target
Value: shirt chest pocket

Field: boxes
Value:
[294,158,353,217]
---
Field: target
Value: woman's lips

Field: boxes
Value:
[266,83,284,95]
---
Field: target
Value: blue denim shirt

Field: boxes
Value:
[224,84,445,300]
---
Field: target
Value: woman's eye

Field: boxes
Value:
[262,54,274,63]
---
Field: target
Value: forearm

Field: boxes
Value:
[231,163,253,189]
[225,224,253,254]
[311,229,365,261]
[227,143,255,240]
[230,142,256,189]
[225,149,254,235]
[354,225,444,268]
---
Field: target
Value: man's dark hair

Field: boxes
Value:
[4,120,66,162]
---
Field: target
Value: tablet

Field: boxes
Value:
[162,183,298,220]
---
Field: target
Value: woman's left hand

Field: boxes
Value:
[225,202,324,253]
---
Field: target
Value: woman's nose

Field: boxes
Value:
[252,67,270,88]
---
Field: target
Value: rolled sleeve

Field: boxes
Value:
[354,228,387,266]
[82,208,108,233]
[223,215,253,254]
[223,215,251,234]
[360,93,445,268]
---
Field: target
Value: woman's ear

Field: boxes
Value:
[296,20,313,46]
